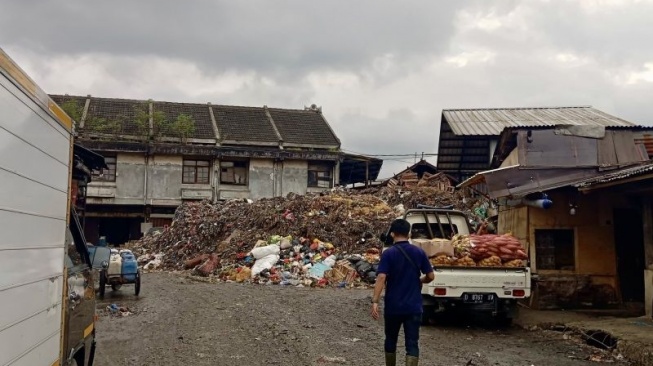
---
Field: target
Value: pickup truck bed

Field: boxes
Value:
[422,266,531,312]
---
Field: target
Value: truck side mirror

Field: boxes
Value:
[89,246,111,269]
[380,232,393,247]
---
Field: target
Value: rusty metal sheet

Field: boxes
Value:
[613,130,644,164]
[519,129,598,168]
[483,166,599,198]
[598,130,619,167]
[554,125,605,138]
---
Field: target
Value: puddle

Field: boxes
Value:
[583,330,618,350]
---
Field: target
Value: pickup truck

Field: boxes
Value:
[382,208,531,325]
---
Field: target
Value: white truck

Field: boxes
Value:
[0,48,110,366]
[382,208,531,324]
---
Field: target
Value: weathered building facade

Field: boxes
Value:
[51,95,380,245]
[461,125,653,316]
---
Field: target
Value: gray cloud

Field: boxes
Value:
[0,1,466,76]
[2,0,653,179]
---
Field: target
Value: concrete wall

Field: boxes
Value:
[116,153,146,202]
[147,155,186,205]
[247,158,274,200]
[281,160,308,197]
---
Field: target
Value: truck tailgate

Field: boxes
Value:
[423,267,531,299]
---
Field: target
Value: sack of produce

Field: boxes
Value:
[469,234,528,264]
[453,256,476,267]
[503,259,526,268]
[451,234,473,258]
[430,255,455,267]
[478,255,502,267]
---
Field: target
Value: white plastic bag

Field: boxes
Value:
[323,255,337,268]
[251,254,280,277]
[250,244,281,259]
[279,238,292,250]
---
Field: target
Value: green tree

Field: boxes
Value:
[134,103,151,139]
[60,100,83,123]
[61,99,121,135]
[85,116,120,134]
[152,110,168,139]
[172,113,196,141]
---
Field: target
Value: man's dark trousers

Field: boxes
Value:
[384,313,421,357]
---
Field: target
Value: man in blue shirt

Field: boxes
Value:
[371,219,435,366]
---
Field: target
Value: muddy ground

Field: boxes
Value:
[94,273,626,366]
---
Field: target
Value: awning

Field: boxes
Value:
[74,144,107,170]
[457,165,598,199]
[574,161,653,191]
[339,153,383,186]
[459,162,653,198]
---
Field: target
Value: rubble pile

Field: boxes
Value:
[386,171,454,191]
[131,182,494,286]
[130,191,397,285]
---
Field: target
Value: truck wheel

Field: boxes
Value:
[111,284,122,291]
[99,272,106,299]
[422,306,435,326]
[495,314,513,327]
[135,272,141,296]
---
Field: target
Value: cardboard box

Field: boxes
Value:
[411,238,454,258]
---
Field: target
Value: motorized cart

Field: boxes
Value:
[98,249,141,298]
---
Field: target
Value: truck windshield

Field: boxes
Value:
[411,223,458,239]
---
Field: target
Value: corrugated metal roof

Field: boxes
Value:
[574,162,653,188]
[443,106,636,136]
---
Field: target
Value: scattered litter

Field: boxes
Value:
[106,303,133,317]
[317,356,347,364]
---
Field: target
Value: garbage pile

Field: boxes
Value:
[130,184,495,286]
[130,191,397,285]
[213,235,382,287]
[363,185,493,229]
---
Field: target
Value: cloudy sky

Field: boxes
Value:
[2,0,653,178]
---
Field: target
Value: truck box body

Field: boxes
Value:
[0,49,72,366]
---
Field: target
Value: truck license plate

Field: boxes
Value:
[463,293,495,304]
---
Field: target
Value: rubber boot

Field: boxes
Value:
[385,353,396,366]
[406,355,419,366]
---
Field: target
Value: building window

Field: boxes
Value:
[535,229,575,271]
[183,159,211,184]
[92,156,116,182]
[308,162,333,188]
[220,159,248,185]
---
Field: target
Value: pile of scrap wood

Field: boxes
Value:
[387,171,454,191]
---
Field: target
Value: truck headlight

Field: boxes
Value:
[102,261,108,268]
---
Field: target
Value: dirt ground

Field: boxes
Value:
[94,273,627,366]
